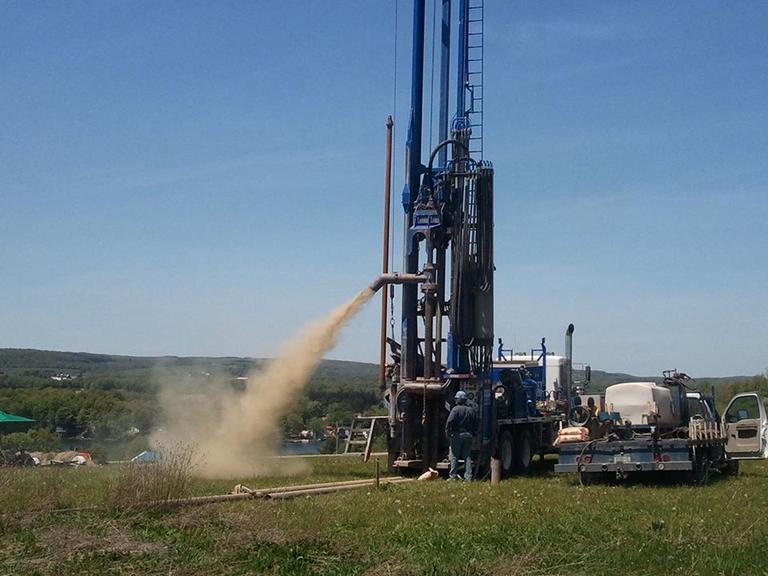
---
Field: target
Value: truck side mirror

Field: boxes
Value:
[585,365,591,383]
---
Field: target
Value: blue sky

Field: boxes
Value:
[1,2,766,377]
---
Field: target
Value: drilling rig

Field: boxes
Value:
[368,1,766,482]
[388,0,496,474]
[361,0,496,476]
[368,0,579,478]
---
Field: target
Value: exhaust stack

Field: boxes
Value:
[565,323,575,405]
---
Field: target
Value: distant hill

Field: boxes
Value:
[0,348,746,391]
[587,369,749,393]
[0,348,377,388]
[0,348,254,376]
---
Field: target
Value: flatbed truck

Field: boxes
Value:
[555,376,768,484]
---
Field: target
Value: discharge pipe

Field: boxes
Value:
[369,272,428,293]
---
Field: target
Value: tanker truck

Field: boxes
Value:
[555,370,768,484]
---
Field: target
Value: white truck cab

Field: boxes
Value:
[723,393,768,459]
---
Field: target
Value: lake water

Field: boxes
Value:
[280,440,324,455]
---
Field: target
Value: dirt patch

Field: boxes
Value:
[362,558,415,576]
[161,502,295,547]
[483,552,587,576]
[38,521,164,559]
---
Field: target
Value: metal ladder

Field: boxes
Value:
[466,0,484,159]
[344,415,387,462]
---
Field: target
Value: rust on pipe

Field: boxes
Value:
[398,382,444,393]
[490,456,501,485]
[380,115,394,389]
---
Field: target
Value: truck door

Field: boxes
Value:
[722,393,768,459]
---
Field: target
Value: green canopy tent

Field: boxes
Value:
[0,410,35,434]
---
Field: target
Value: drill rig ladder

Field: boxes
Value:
[466,0,485,159]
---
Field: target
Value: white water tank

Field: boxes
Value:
[605,382,677,427]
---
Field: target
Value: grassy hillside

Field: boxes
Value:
[2,457,767,575]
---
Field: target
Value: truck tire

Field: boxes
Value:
[515,429,533,474]
[579,472,604,486]
[724,460,740,476]
[498,430,515,477]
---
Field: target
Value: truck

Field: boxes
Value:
[487,329,592,476]
[554,370,768,484]
[379,323,588,478]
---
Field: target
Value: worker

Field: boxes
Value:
[446,390,478,481]
[587,396,599,418]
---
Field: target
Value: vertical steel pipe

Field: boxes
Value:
[402,0,426,381]
[456,0,469,119]
[435,247,444,373]
[380,116,394,390]
[435,0,451,369]
[437,0,451,167]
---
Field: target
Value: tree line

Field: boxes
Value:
[0,372,384,449]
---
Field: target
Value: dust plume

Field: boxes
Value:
[152,286,375,479]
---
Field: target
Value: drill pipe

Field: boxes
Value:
[369,273,428,293]
[46,477,414,515]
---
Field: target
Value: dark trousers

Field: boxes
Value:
[448,432,474,480]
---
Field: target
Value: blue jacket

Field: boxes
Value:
[446,404,478,438]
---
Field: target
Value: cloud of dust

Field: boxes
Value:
[151,286,375,479]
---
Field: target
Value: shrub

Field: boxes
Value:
[104,443,195,511]
[0,428,59,451]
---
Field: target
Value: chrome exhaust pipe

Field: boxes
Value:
[565,323,575,405]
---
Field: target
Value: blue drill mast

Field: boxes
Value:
[389,0,495,473]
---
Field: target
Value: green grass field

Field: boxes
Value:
[2,457,768,576]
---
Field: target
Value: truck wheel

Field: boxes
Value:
[724,460,740,476]
[579,472,603,486]
[515,430,533,474]
[498,430,515,477]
